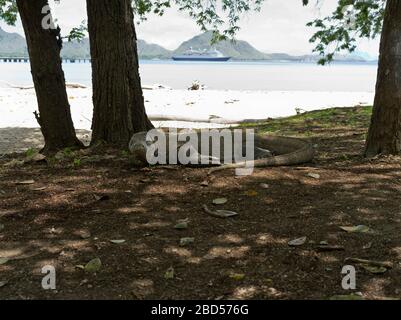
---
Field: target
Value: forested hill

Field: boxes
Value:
[0,27,171,60]
[0,27,28,57]
[61,38,172,60]
[0,27,372,62]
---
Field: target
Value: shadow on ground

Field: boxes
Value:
[0,106,400,300]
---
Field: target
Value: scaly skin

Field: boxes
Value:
[129,131,315,172]
[208,134,315,174]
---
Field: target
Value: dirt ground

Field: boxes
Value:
[0,128,91,155]
[0,106,400,300]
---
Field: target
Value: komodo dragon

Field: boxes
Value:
[128,130,315,173]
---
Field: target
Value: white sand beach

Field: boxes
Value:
[0,84,374,153]
[0,85,374,129]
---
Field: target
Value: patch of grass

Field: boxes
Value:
[25,148,36,158]
[73,158,81,167]
[63,147,73,157]
[240,106,372,136]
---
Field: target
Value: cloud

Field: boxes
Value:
[0,0,379,55]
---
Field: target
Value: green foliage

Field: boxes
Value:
[133,0,263,41]
[0,0,86,43]
[66,20,87,42]
[0,0,17,25]
[304,0,385,64]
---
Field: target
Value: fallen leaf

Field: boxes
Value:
[79,279,89,286]
[75,265,85,270]
[363,242,373,250]
[260,183,269,189]
[288,236,307,247]
[31,153,46,162]
[164,267,174,279]
[174,222,188,230]
[361,264,388,274]
[180,237,195,246]
[344,258,393,269]
[0,280,8,288]
[229,273,245,280]
[244,190,258,197]
[16,180,35,185]
[110,240,126,244]
[77,229,91,239]
[32,187,47,191]
[93,194,110,201]
[25,153,46,163]
[0,257,9,265]
[0,224,4,232]
[212,198,228,205]
[307,173,320,179]
[84,258,102,273]
[203,205,239,218]
[340,225,372,233]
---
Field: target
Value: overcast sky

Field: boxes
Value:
[0,0,380,56]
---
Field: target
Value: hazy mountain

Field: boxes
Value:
[349,50,378,61]
[62,38,91,59]
[62,38,172,60]
[172,32,373,62]
[138,39,172,59]
[297,52,373,63]
[0,27,373,62]
[0,27,27,57]
[0,27,172,60]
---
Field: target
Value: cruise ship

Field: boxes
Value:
[172,48,231,62]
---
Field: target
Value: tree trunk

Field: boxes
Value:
[16,0,83,153]
[86,0,154,148]
[365,0,401,157]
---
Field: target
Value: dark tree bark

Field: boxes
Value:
[365,0,401,157]
[86,0,154,148]
[16,0,83,153]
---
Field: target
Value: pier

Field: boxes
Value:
[0,57,91,63]
[0,57,29,63]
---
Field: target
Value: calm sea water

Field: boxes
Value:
[0,60,378,92]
